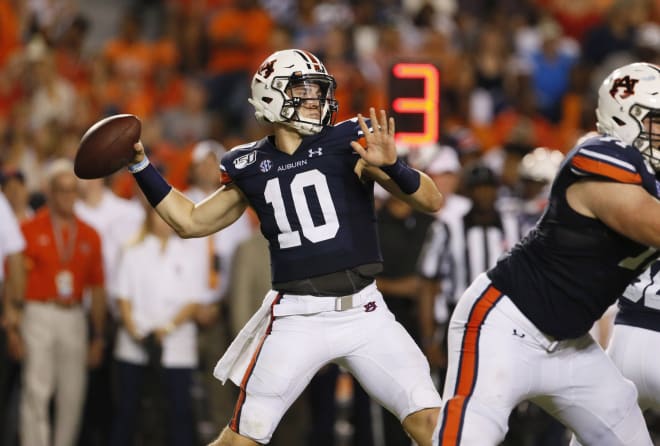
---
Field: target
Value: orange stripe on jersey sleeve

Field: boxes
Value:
[571,155,642,184]
[220,169,233,186]
[439,285,502,445]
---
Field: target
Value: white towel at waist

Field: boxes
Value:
[213,290,279,385]
[213,283,378,385]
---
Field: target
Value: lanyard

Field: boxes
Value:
[52,219,78,265]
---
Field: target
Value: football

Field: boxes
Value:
[74,114,141,179]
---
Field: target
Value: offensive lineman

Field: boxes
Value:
[126,49,443,445]
[435,62,660,446]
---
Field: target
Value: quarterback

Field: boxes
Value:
[127,49,443,446]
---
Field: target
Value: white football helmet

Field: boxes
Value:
[596,62,660,170]
[249,49,338,135]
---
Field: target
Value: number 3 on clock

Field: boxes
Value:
[388,63,441,147]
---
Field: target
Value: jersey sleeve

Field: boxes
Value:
[219,151,235,186]
[332,117,372,150]
[569,138,643,184]
[219,163,233,186]
[219,142,260,186]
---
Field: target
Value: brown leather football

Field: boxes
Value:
[74,114,141,179]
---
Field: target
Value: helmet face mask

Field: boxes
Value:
[282,76,337,131]
[596,62,660,171]
[250,49,338,135]
[638,110,660,171]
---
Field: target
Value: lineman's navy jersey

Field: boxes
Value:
[488,135,660,339]
[616,259,660,332]
[220,119,382,284]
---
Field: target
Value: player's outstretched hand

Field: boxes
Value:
[350,108,398,167]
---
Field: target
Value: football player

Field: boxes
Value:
[127,49,443,446]
[569,256,660,446]
[435,62,660,446]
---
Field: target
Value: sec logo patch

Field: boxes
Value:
[260,159,272,172]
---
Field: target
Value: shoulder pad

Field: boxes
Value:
[220,140,260,184]
[333,117,372,138]
[328,117,373,152]
[570,136,644,184]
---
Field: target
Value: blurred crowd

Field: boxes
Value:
[1,0,660,445]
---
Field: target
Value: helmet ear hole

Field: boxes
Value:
[612,116,626,126]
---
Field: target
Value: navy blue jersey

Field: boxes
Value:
[488,135,660,339]
[616,259,660,332]
[220,119,382,284]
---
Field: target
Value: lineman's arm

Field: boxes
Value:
[131,142,249,238]
[567,180,660,248]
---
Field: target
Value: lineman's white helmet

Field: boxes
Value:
[596,62,660,170]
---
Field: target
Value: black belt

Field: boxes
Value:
[274,263,382,296]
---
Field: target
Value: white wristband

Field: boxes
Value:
[128,156,150,173]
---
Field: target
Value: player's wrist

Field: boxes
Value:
[380,155,398,168]
[380,158,421,194]
[127,156,150,173]
[130,161,172,207]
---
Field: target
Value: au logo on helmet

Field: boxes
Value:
[258,59,276,79]
[609,75,639,99]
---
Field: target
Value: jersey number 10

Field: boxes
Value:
[265,170,339,248]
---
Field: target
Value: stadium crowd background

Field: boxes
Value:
[0,0,659,194]
[1,0,660,445]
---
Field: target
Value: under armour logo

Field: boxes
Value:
[364,301,377,312]
[309,147,323,158]
[512,329,525,338]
